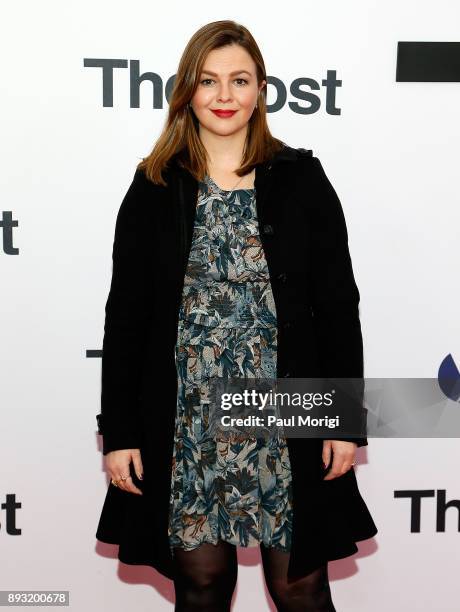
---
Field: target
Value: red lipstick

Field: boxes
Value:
[211,109,237,118]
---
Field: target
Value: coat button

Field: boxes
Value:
[276,272,287,282]
[262,224,274,235]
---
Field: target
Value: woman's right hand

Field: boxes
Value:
[105,449,144,495]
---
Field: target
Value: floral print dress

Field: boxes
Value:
[168,174,293,555]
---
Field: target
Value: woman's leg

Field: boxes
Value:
[172,540,238,612]
[260,545,336,612]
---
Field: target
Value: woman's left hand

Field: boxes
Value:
[322,440,357,480]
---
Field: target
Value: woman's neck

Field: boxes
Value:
[199,125,247,171]
[199,125,253,190]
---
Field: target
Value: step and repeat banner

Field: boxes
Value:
[1,1,459,610]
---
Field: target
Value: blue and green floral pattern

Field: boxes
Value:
[168,174,293,555]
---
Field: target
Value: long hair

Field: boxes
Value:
[137,20,285,186]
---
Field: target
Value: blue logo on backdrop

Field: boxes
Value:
[438,354,460,402]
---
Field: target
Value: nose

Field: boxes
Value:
[217,82,232,103]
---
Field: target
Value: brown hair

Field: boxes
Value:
[136,20,285,186]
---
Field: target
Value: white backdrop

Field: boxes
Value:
[1,1,459,610]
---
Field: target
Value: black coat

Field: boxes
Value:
[95,144,378,580]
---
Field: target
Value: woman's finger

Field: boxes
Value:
[131,452,144,481]
[120,475,143,496]
[322,440,332,470]
[109,460,131,490]
[323,455,355,480]
[323,449,346,480]
[111,464,143,495]
[112,469,130,492]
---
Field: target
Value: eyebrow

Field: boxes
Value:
[200,69,253,77]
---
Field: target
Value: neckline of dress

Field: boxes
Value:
[204,174,255,194]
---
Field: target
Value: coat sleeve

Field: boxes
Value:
[96,168,154,455]
[308,156,368,447]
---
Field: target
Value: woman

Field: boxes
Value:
[95,20,378,612]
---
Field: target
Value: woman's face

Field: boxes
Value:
[190,44,266,139]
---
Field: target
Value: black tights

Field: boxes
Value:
[260,545,336,612]
[172,541,237,611]
[172,542,336,611]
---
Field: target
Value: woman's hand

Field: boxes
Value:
[106,449,144,495]
[322,440,357,481]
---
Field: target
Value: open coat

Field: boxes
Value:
[95,143,378,580]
